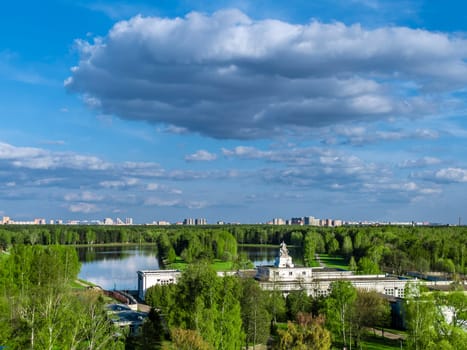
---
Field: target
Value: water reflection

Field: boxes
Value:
[77,245,159,290]
[240,246,302,266]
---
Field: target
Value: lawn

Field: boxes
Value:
[331,335,403,350]
[359,335,404,350]
[70,278,98,290]
[167,256,234,272]
[318,253,348,270]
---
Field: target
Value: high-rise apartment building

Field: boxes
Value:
[291,217,303,225]
[183,218,195,225]
[195,218,207,225]
[272,218,285,225]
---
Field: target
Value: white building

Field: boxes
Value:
[137,270,180,299]
[256,242,409,298]
[104,218,114,225]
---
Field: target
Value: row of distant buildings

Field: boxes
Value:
[1,216,134,226]
[268,216,343,227]
[0,214,436,227]
[267,216,433,227]
[0,215,211,226]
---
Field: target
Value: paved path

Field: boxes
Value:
[367,328,405,340]
[315,253,325,267]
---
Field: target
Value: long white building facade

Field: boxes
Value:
[256,242,408,297]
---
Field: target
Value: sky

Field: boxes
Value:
[1,0,467,224]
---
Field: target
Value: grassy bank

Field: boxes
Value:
[167,256,234,271]
[238,243,299,248]
[71,242,156,248]
[318,253,348,270]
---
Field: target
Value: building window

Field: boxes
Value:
[317,289,329,297]
[289,272,293,276]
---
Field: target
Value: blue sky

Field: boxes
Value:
[1,0,467,224]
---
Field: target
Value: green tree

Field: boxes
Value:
[277,313,331,350]
[166,328,212,350]
[240,278,271,349]
[348,256,357,272]
[286,290,312,321]
[303,234,317,267]
[405,282,438,350]
[157,262,243,349]
[357,256,380,274]
[351,290,390,348]
[324,281,357,348]
[341,235,353,260]
[216,276,244,350]
[266,290,287,324]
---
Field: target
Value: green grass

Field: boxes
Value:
[331,336,402,350]
[71,242,155,247]
[359,335,403,350]
[70,280,87,289]
[318,253,348,270]
[238,243,299,248]
[70,278,98,290]
[167,256,234,272]
[0,251,9,261]
[238,243,278,247]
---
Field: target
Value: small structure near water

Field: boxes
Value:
[137,269,180,300]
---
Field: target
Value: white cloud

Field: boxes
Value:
[0,142,110,170]
[399,157,441,169]
[185,150,217,162]
[146,183,160,191]
[67,10,467,139]
[144,197,180,207]
[99,178,138,188]
[328,126,440,145]
[64,191,104,202]
[68,203,99,213]
[435,168,467,183]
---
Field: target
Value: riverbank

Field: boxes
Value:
[166,257,234,271]
[72,242,156,248]
[238,243,299,248]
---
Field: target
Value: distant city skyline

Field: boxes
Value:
[0,213,440,227]
[2,1,467,224]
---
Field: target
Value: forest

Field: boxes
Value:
[0,245,125,349]
[0,224,465,275]
[0,224,466,349]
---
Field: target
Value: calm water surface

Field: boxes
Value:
[77,245,160,290]
[77,244,301,290]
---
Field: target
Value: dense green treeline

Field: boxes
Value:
[0,245,123,349]
[155,228,237,264]
[228,224,467,275]
[1,224,465,274]
[138,264,399,349]
[1,225,465,348]
[139,265,467,349]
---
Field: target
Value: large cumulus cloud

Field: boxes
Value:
[66,9,467,138]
